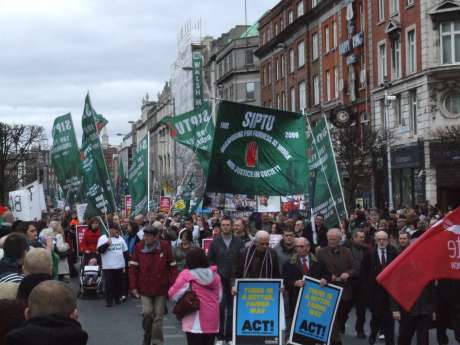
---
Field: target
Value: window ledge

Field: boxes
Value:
[378,20,385,25]
[405,3,415,10]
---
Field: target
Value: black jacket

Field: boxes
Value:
[6,315,88,345]
[207,235,243,282]
[368,244,398,308]
[283,253,330,318]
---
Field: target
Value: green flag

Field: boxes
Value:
[116,157,128,211]
[81,94,116,219]
[206,101,309,195]
[50,113,83,204]
[161,102,213,153]
[94,113,108,133]
[128,135,149,217]
[307,116,347,227]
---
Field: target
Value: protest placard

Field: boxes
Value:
[202,238,213,255]
[76,225,88,254]
[233,279,283,345]
[289,276,342,345]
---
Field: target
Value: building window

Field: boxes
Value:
[379,0,385,22]
[312,0,318,8]
[297,1,304,17]
[313,75,320,105]
[246,82,255,100]
[391,0,399,15]
[289,49,295,73]
[325,70,331,101]
[333,21,337,48]
[298,41,305,67]
[299,81,306,111]
[378,42,387,84]
[441,21,460,65]
[380,99,386,131]
[281,91,286,110]
[288,10,294,24]
[290,87,296,111]
[281,54,286,77]
[409,89,418,134]
[444,93,460,116]
[275,22,280,36]
[334,67,339,98]
[268,63,272,84]
[407,29,416,74]
[229,85,234,101]
[392,38,401,80]
[312,33,319,60]
[325,26,330,53]
[244,50,253,66]
[393,94,402,127]
[277,94,282,109]
[275,58,279,80]
[360,3,365,32]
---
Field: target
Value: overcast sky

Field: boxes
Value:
[0,0,278,146]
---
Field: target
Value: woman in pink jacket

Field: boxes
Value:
[168,248,222,345]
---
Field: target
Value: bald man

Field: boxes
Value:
[368,231,398,345]
[316,228,354,345]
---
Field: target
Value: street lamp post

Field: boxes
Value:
[383,80,395,210]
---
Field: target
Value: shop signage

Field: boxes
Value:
[391,144,423,169]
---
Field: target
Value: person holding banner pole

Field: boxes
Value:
[316,228,354,345]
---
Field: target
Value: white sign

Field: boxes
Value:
[8,181,46,221]
[76,203,88,223]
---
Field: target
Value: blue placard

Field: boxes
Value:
[289,277,342,345]
[233,279,282,345]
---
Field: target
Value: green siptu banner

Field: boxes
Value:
[116,156,128,212]
[206,101,309,196]
[161,102,213,153]
[50,113,83,205]
[128,135,149,217]
[81,94,116,220]
[307,116,347,228]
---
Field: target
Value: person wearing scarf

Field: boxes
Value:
[234,230,280,280]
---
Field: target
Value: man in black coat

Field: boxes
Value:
[283,237,330,320]
[207,215,243,345]
[305,214,328,247]
[368,231,398,345]
[6,280,88,345]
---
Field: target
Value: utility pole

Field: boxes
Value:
[172,97,178,194]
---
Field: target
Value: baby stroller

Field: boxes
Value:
[78,253,103,299]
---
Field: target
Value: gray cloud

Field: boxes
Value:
[0,0,277,145]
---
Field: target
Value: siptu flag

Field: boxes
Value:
[377,207,460,311]
[307,116,347,228]
[128,135,149,217]
[50,113,83,204]
[81,93,116,220]
[206,101,309,196]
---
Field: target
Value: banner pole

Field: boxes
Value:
[322,113,349,218]
[305,112,341,226]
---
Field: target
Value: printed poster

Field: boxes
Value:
[233,279,283,345]
[225,194,256,212]
[76,225,88,254]
[257,195,281,213]
[289,277,343,345]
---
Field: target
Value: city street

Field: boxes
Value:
[74,285,457,345]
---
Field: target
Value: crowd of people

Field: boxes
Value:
[0,202,459,345]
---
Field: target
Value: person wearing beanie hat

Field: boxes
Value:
[97,223,128,307]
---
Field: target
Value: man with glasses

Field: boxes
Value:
[283,237,329,320]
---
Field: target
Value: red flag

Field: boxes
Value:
[377,207,460,311]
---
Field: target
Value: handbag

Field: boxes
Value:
[172,282,200,320]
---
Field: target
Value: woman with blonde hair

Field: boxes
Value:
[39,221,70,281]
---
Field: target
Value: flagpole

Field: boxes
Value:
[305,111,341,226]
[147,133,151,215]
[322,113,349,218]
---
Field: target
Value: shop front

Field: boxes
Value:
[391,143,425,208]
[430,142,460,211]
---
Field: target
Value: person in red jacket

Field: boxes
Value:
[81,218,101,254]
[129,225,177,345]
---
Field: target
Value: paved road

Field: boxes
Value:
[76,290,457,345]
